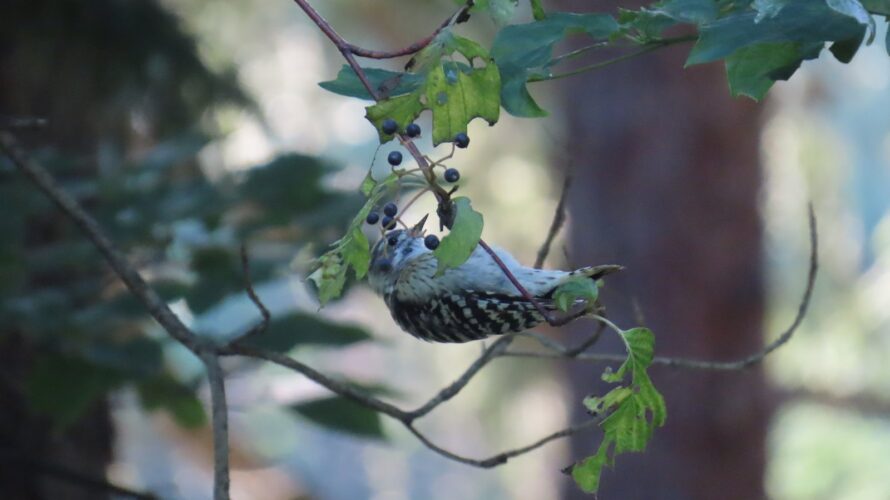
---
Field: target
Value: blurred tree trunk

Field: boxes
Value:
[555,3,770,499]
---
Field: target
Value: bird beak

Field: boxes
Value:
[409,214,428,237]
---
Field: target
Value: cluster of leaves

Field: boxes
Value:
[572,327,666,493]
[1,0,385,441]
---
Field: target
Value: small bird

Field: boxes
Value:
[368,217,620,343]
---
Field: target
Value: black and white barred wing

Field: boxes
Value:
[383,250,550,343]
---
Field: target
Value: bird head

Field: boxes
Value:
[367,215,430,294]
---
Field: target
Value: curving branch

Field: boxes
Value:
[505,205,819,371]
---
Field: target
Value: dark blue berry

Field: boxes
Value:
[383,202,398,217]
[381,215,396,229]
[444,168,460,183]
[376,258,393,273]
[381,118,398,135]
[424,234,440,250]
[366,211,380,225]
[454,132,470,148]
[406,123,421,137]
[387,151,403,166]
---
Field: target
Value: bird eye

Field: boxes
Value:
[387,235,398,246]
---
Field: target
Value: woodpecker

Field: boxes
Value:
[367,217,621,343]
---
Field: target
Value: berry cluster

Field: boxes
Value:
[366,199,441,250]
[367,119,473,252]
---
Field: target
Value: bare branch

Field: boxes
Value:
[535,174,572,269]
[506,206,819,371]
[345,4,472,59]
[404,418,599,468]
[405,334,515,421]
[222,344,411,420]
[201,353,231,500]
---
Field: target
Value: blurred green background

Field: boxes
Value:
[1,1,889,499]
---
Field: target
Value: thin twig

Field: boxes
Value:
[405,334,515,421]
[534,174,572,269]
[404,418,599,468]
[345,4,471,59]
[201,353,230,500]
[529,35,697,83]
[291,0,449,202]
[234,244,270,343]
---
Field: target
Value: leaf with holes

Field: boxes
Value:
[572,327,666,493]
[366,33,501,145]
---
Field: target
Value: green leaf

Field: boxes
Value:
[425,61,501,145]
[365,93,425,141]
[687,1,866,65]
[827,0,875,43]
[725,42,822,100]
[309,173,399,305]
[319,66,424,100]
[366,33,501,145]
[572,327,666,493]
[652,0,718,25]
[241,312,372,351]
[433,197,484,274]
[753,0,791,22]
[862,0,890,15]
[138,376,207,428]
[552,276,599,312]
[487,0,519,27]
[530,0,546,20]
[490,12,620,116]
[829,29,866,63]
[26,355,125,429]
[290,396,385,439]
[308,253,348,305]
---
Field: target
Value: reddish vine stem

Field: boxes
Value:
[291,0,451,203]
[346,4,472,59]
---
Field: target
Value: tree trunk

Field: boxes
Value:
[555,4,770,499]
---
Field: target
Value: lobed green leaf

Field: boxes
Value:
[490,12,620,116]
